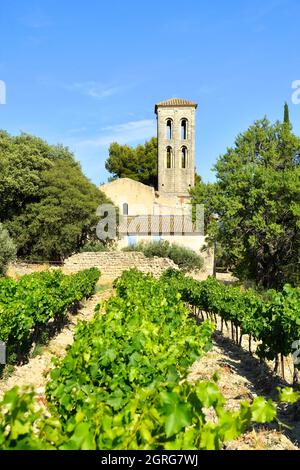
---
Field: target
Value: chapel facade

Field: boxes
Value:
[100,98,213,274]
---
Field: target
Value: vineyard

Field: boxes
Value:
[0,268,100,367]
[0,269,299,450]
[162,270,300,383]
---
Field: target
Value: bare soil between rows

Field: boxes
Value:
[189,328,300,450]
[0,286,113,398]
[1,284,299,450]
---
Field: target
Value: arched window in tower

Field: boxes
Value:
[166,119,172,140]
[181,119,188,140]
[123,203,128,215]
[181,146,187,168]
[166,146,172,168]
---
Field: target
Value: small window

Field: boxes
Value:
[128,235,136,246]
[166,147,172,168]
[123,203,128,215]
[166,119,172,140]
[181,147,187,168]
[181,119,187,140]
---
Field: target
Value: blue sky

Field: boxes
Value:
[0,0,300,185]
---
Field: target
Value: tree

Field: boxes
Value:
[0,131,110,261]
[0,131,53,222]
[0,224,16,275]
[284,102,290,125]
[194,172,202,185]
[105,138,158,187]
[106,137,200,189]
[191,118,300,289]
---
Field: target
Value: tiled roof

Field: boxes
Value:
[155,98,197,112]
[119,215,198,235]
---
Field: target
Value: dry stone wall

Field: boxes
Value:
[8,251,213,283]
[7,262,54,278]
[63,252,178,282]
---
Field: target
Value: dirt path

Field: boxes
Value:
[1,282,299,450]
[0,286,113,399]
[188,330,300,450]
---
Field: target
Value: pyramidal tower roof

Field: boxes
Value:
[155,98,197,113]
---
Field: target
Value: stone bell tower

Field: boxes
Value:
[155,98,197,198]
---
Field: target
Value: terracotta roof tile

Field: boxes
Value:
[119,215,196,235]
[155,98,197,112]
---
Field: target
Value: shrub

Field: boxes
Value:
[168,243,204,272]
[142,240,170,258]
[80,241,108,252]
[123,240,203,273]
[0,224,16,275]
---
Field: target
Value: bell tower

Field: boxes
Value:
[155,98,197,197]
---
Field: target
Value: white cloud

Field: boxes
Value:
[101,119,155,134]
[65,119,156,184]
[19,8,52,29]
[67,81,123,100]
[249,0,287,21]
[75,119,156,149]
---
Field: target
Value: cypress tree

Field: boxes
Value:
[284,102,290,125]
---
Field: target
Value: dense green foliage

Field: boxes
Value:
[0,269,298,449]
[45,269,214,449]
[191,118,300,288]
[105,138,158,187]
[284,102,290,125]
[79,241,109,252]
[0,268,100,364]
[105,138,201,189]
[0,269,297,450]
[0,131,109,261]
[0,223,16,275]
[123,240,204,272]
[162,270,300,363]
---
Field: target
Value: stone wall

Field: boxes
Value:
[7,250,213,283]
[6,262,54,278]
[63,251,178,282]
